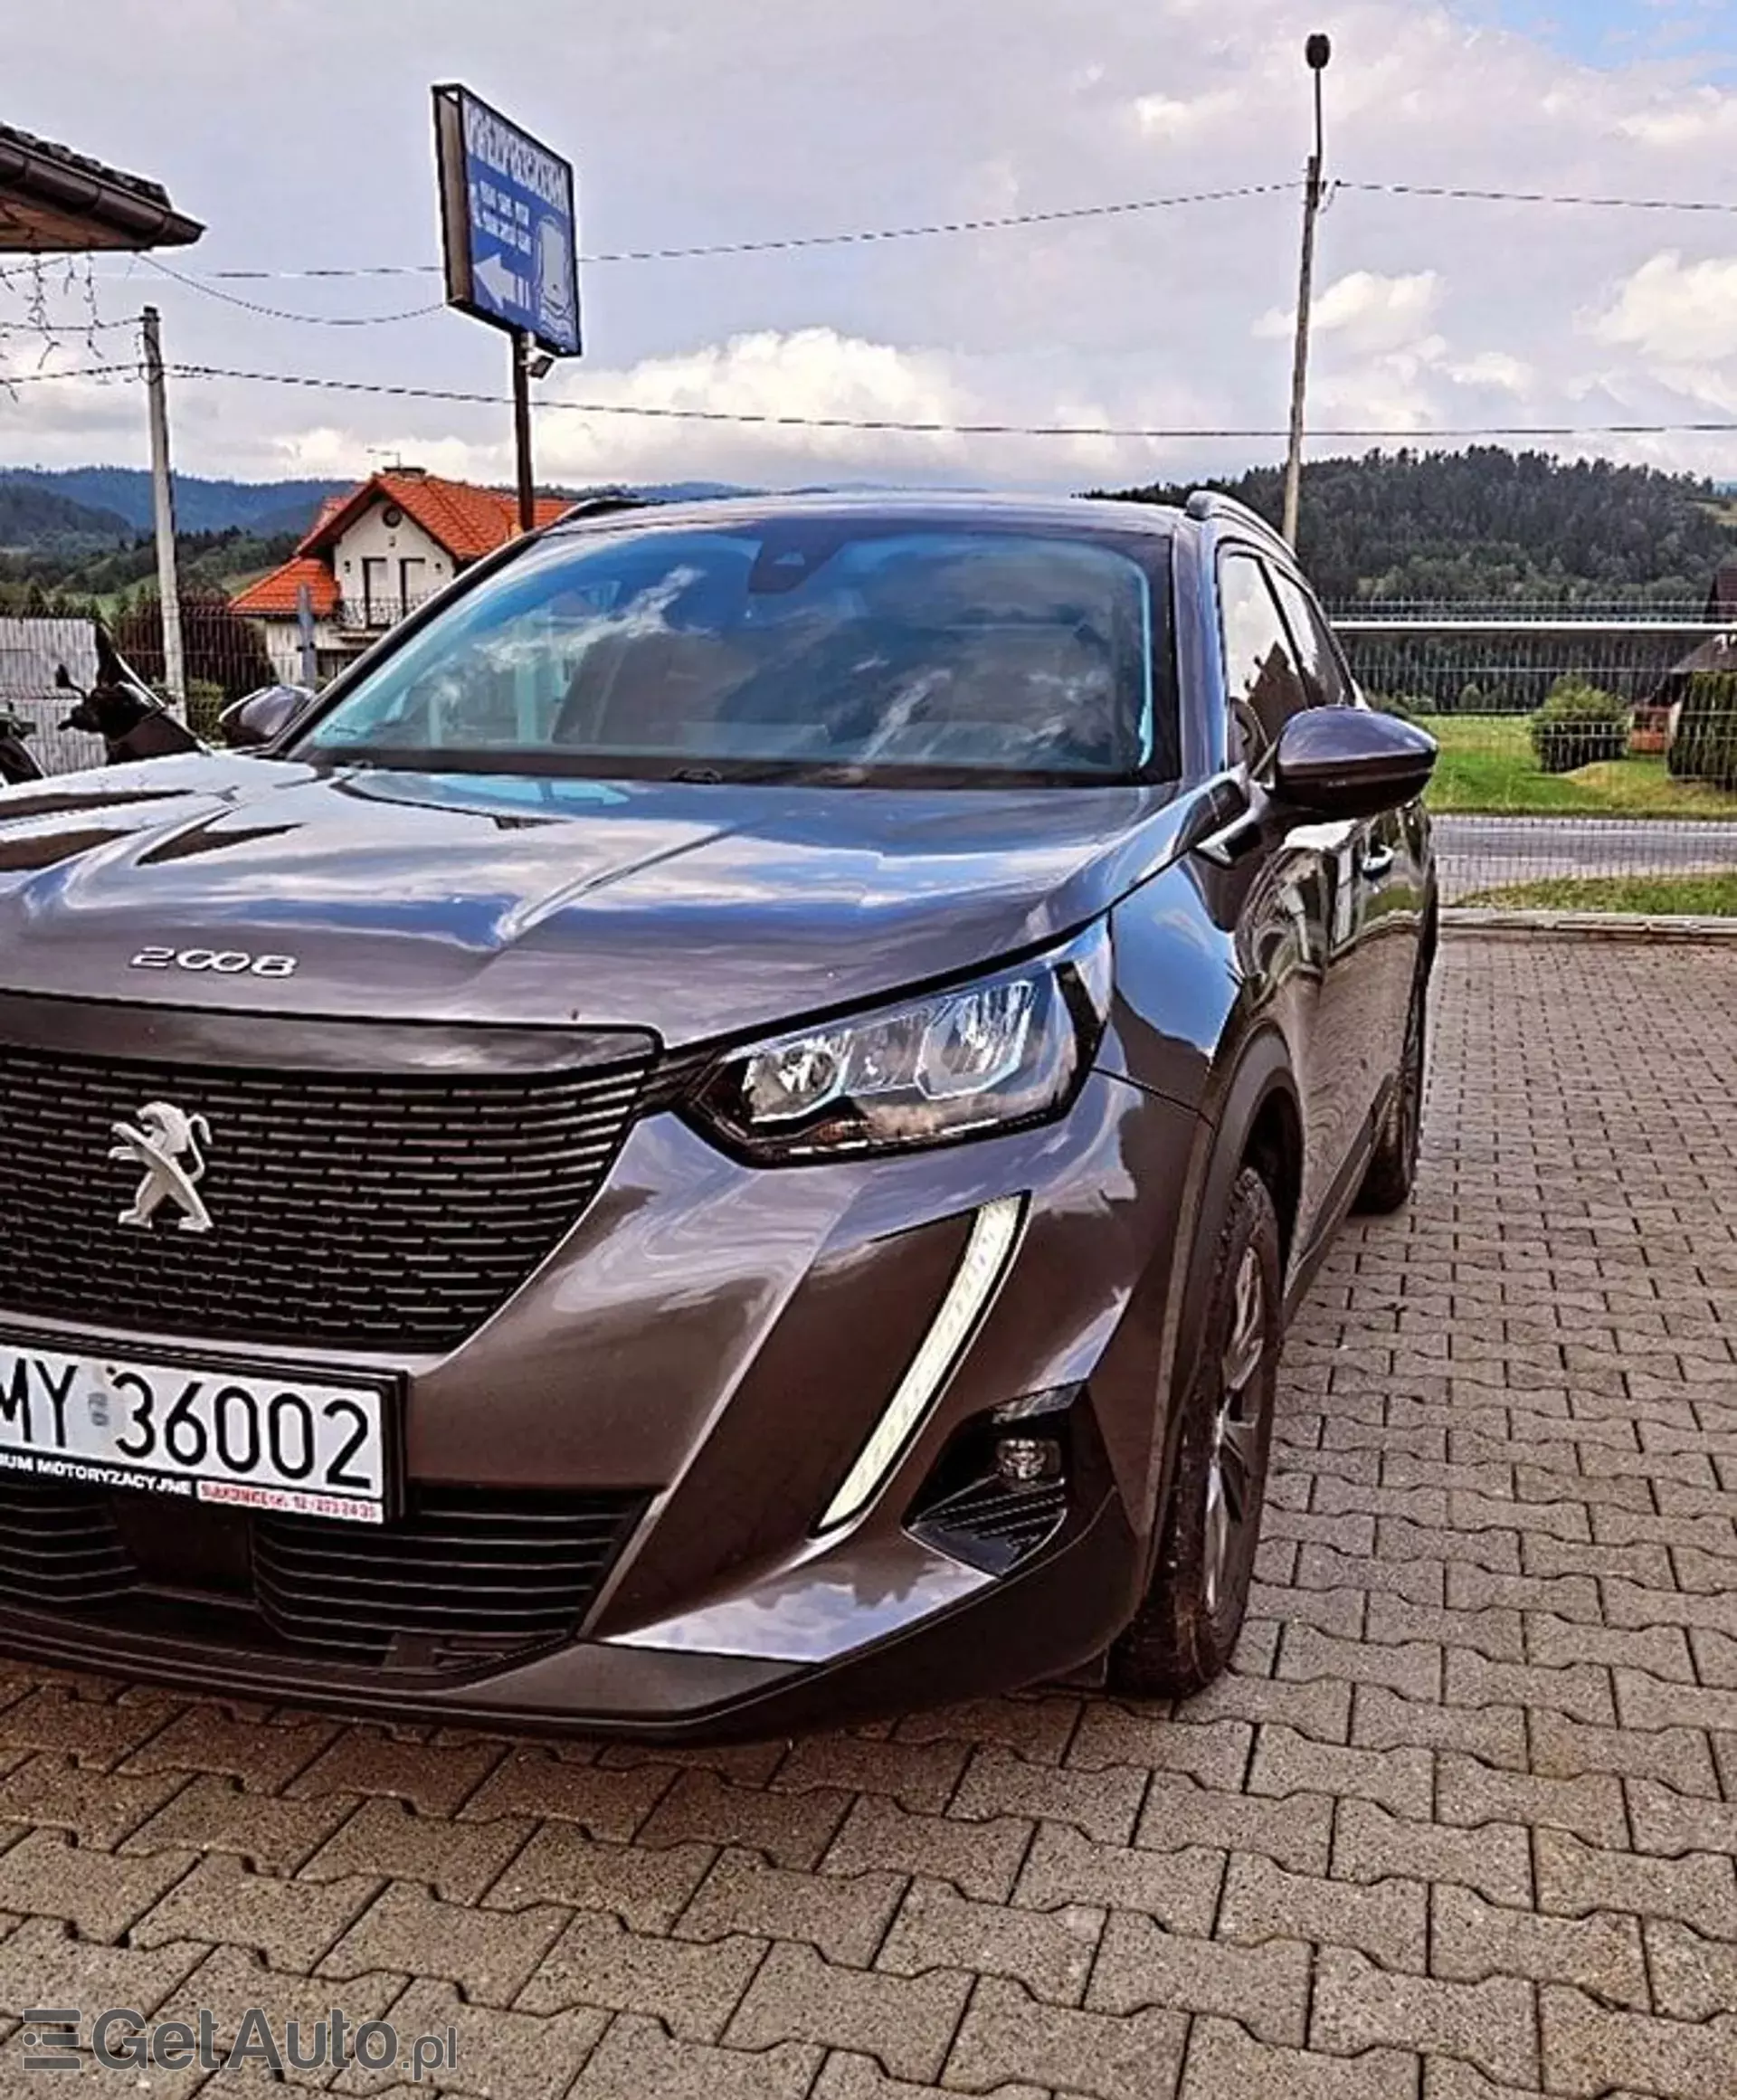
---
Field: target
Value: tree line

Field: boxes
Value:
[1106,447,1732,607]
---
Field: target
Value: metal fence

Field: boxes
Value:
[1332,611,1737,911]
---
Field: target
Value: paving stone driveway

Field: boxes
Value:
[0,930,1733,2098]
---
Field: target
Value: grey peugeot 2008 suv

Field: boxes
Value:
[0,489,1437,1736]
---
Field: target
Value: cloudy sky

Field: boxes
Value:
[4,0,1735,493]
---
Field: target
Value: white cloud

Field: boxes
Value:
[1643,362,1737,413]
[1443,350,1535,394]
[1590,250,1737,363]
[0,356,147,468]
[536,328,975,482]
[1257,271,1443,355]
[1132,89,1240,141]
[1617,86,1737,147]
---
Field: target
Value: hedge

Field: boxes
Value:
[1528,680,1631,774]
[1667,671,1737,791]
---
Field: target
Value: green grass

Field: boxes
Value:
[1424,716,1737,818]
[1459,873,1737,916]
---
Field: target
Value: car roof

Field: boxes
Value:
[546,489,1185,542]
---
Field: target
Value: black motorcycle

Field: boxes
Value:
[52,628,203,767]
[0,708,43,786]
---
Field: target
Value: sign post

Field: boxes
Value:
[511,332,536,533]
[432,85,581,532]
[295,580,318,689]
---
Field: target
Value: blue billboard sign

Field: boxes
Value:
[433,85,581,358]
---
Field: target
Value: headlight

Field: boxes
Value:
[690,922,1112,1162]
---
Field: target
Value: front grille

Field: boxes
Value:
[0,1474,134,1605]
[0,1478,646,1675]
[253,1486,647,1664]
[0,1040,652,1350]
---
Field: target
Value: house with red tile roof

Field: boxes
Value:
[230,468,569,683]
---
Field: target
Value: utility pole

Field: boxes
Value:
[139,305,187,707]
[512,329,536,534]
[1282,33,1332,550]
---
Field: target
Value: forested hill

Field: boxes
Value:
[0,480,132,551]
[0,468,347,539]
[1109,449,1733,606]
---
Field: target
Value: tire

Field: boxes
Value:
[1354,974,1427,1215]
[1112,1166,1283,1699]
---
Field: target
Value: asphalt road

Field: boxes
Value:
[1434,813,1737,901]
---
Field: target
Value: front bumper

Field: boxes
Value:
[0,1071,1201,1734]
[0,1494,1142,1741]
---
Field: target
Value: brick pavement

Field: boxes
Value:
[0,931,1733,2096]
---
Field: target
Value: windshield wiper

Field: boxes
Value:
[660,761,861,785]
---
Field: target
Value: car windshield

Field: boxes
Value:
[295,519,1172,785]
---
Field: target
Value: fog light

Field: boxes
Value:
[995,1436,1061,1487]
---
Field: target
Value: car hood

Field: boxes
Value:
[0,756,1195,1044]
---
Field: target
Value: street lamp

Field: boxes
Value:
[1281,33,1332,548]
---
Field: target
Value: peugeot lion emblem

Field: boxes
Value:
[109,1101,214,1234]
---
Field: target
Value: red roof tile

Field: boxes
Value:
[298,471,569,563]
[229,556,341,619]
[305,493,349,538]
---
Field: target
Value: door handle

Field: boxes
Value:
[1359,843,1395,881]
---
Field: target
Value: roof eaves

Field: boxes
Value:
[0,121,203,251]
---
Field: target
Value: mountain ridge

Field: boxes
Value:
[0,468,352,539]
[0,468,759,545]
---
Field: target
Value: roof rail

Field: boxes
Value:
[1183,489,1288,546]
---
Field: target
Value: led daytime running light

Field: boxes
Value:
[818,1194,1027,1532]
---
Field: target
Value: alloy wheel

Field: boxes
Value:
[1202,1242,1267,1618]
[1395,993,1424,1172]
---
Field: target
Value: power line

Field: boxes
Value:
[7,168,1734,299]
[195,263,441,282]
[1344,179,1737,215]
[138,253,445,326]
[123,360,1737,440]
[0,179,1296,290]
[575,181,1303,261]
[0,360,141,382]
[0,177,1305,289]
[105,180,1306,282]
[9,356,1735,442]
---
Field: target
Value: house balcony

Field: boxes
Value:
[337,595,436,636]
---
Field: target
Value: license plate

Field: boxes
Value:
[0,1334,397,1525]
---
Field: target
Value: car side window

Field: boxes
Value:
[1218,551,1312,767]
[1268,568,1353,708]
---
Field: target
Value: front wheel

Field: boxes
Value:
[1354,975,1427,1215]
[1112,1167,1282,1699]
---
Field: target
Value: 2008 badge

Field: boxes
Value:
[129,946,299,978]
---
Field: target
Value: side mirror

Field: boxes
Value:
[1272,707,1437,821]
[218,684,316,750]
